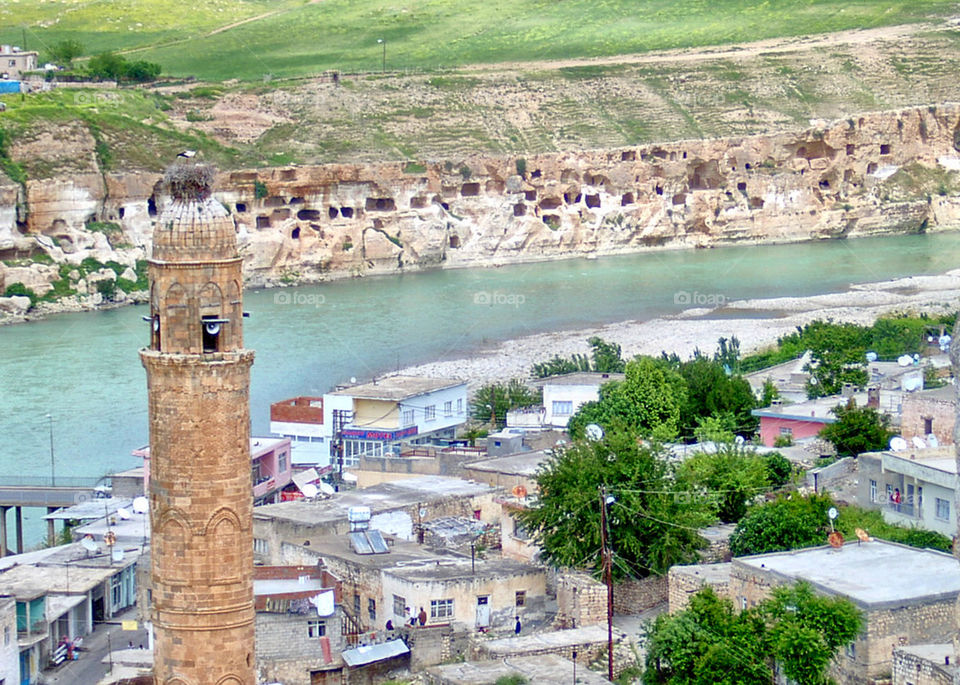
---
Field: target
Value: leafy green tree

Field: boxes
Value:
[802,321,869,397]
[47,40,84,66]
[87,52,128,81]
[678,358,757,438]
[759,378,779,408]
[124,60,162,82]
[518,430,713,578]
[531,353,590,378]
[530,336,624,378]
[729,493,834,557]
[644,583,862,685]
[763,452,793,489]
[469,379,541,428]
[713,336,742,374]
[644,587,770,685]
[819,401,894,457]
[677,444,770,523]
[568,356,687,440]
[762,583,863,684]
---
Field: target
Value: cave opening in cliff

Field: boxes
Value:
[148,197,157,218]
[461,183,480,197]
[621,193,634,206]
[291,228,301,239]
[514,203,526,217]
[341,207,354,218]
[118,208,125,219]
[410,196,427,209]
[365,198,396,211]
[297,209,321,221]
[329,207,339,219]
[449,235,460,248]
[585,194,601,208]
[880,144,891,155]
[256,216,271,229]
[236,203,247,213]
[524,190,537,201]
[621,150,636,162]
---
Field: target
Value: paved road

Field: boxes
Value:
[42,609,149,685]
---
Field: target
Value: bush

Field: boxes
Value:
[764,452,793,488]
[96,279,117,301]
[515,158,527,176]
[3,282,37,305]
[730,493,834,557]
[254,180,268,199]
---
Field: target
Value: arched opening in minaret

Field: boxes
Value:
[202,316,222,353]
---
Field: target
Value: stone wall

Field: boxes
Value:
[667,563,732,614]
[901,392,956,446]
[613,575,669,614]
[892,645,954,685]
[7,105,960,321]
[255,611,343,685]
[555,571,606,628]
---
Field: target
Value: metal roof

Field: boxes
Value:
[341,639,409,667]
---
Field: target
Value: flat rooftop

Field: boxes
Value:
[430,653,609,685]
[464,450,550,478]
[671,562,732,584]
[254,476,492,527]
[531,372,625,387]
[735,540,960,608]
[133,436,288,461]
[880,446,957,474]
[752,393,868,422]
[907,385,956,402]
[329,375,464,401]
[385,556,538,582]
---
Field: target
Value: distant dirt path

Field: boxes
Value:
[462,22,932,73]
[206,10,282,36]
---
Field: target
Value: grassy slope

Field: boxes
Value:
[1,0,955,80]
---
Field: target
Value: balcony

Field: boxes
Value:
[884,500,919,519]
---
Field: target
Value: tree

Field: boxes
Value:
[517,429,713,578]
[469,379,541,428]
[678,357,757,438]
[818,400,894,457]
[48,40,84,67]
[124,60,162,82]
[530,336,624,378]
[800,321,869,398]
[644,583,862,685]
[729,492,834,557]
[87,52,128,82]
[588,336,626,373]
[568,356,687,440]
[677,444,771,523]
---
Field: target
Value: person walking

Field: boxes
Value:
[514,616,522,635]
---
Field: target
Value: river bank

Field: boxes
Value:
[397,269,960,386]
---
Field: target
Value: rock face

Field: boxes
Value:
[3,104,960,302]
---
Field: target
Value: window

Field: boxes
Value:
[353,593,361,615]
[444,401,453,417]
[343,440,384,466]
[111,574,122,608]
[552,400,573,416]
[278,451,287,472]
[515,591,526,607]
[253,538,269,556]
[845,642,856,659]
[779,426,793,437]
[936,497,950,521]
[869,480,877,504]
[457,398,463,414]
[740,597,748,610]
[425,405,436,421]
[430,599,454,619]
[924,417,934,435]
[368,598,376,621]
[393,595,406,617]
[403,409,415,426]
[308,619,326,638]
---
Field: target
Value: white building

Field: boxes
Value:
[270,396,329,468]
[533,372,624,428]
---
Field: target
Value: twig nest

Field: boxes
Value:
[164,163,215,201]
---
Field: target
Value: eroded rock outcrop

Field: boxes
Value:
[3,104,960,318]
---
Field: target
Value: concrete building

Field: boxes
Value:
[253,476,496,566]
[532,372,624,428]
[0,597,16,685]
[352,443,486,489]
[900,385,956,447]
[254,565,344,685]
[0,46,37,79]
[729,540,960,684]
[270,396,328,467]
[325,376,468,470]
[857,447,957,536]
[140,165,256,684]
[752,392,867,447]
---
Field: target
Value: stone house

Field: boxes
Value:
[900,386,956,447]
[856,447,957,537]
[0,46,37,79]
[891,644,954,685]
[729,540,960,684]
[667,562,732,614]
[254,564,344,685]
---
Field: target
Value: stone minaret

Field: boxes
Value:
[141,164,255,685]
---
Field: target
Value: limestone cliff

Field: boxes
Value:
[3,104,960,319]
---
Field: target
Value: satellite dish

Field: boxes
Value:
[828,507,838,520]
[132,496,149,514]
[512,485,528,498]
[319,482,335,495]
[585,424,604,442]
[927,434,940,448]
[81,535,98,553]
[827,531,845,549]
[117,508,131,520]
[855,528,872,543]
[735,435,745,446]
[903,376,922,392]
[301,483,319,499]
[809,377,818,385]
[350,377,357,384]
[204,321,221,335]
[865,351,878,362]
[889,437,908,451]
[898,355,913,367]
[419,508,427,518]
[912,436,927,449]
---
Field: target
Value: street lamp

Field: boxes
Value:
[377,39,386,73]
[46,413,55,486]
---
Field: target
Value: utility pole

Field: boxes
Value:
[489,386,496,426]
[46,413,55,486]
[599,487,614,681]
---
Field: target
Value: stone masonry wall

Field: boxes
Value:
[667,565,732,614]
[613,575,669,614]
[255,611,344,685]
[555,571,606,628]
[891,647,954,685]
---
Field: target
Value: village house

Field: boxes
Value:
[0,45,37,79]
[134,436,293,505]
[728,540,960,684]
[254,564,344,685]
[271,396,328,468]
[253,476,497,566]
[900,385,956,447]
[0,597,17,685]
[531,372,625,428]
[352,443,487,489]
[752,391,868,447]
[891,643,955,685]
[857,447,957,536]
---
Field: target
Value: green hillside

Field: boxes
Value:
[1,0,955,81]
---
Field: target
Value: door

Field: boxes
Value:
[476,596,490,628]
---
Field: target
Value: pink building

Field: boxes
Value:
[752,394,867,447]
[133,436,293,504]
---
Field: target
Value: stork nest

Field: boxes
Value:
[163,163,215,201]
